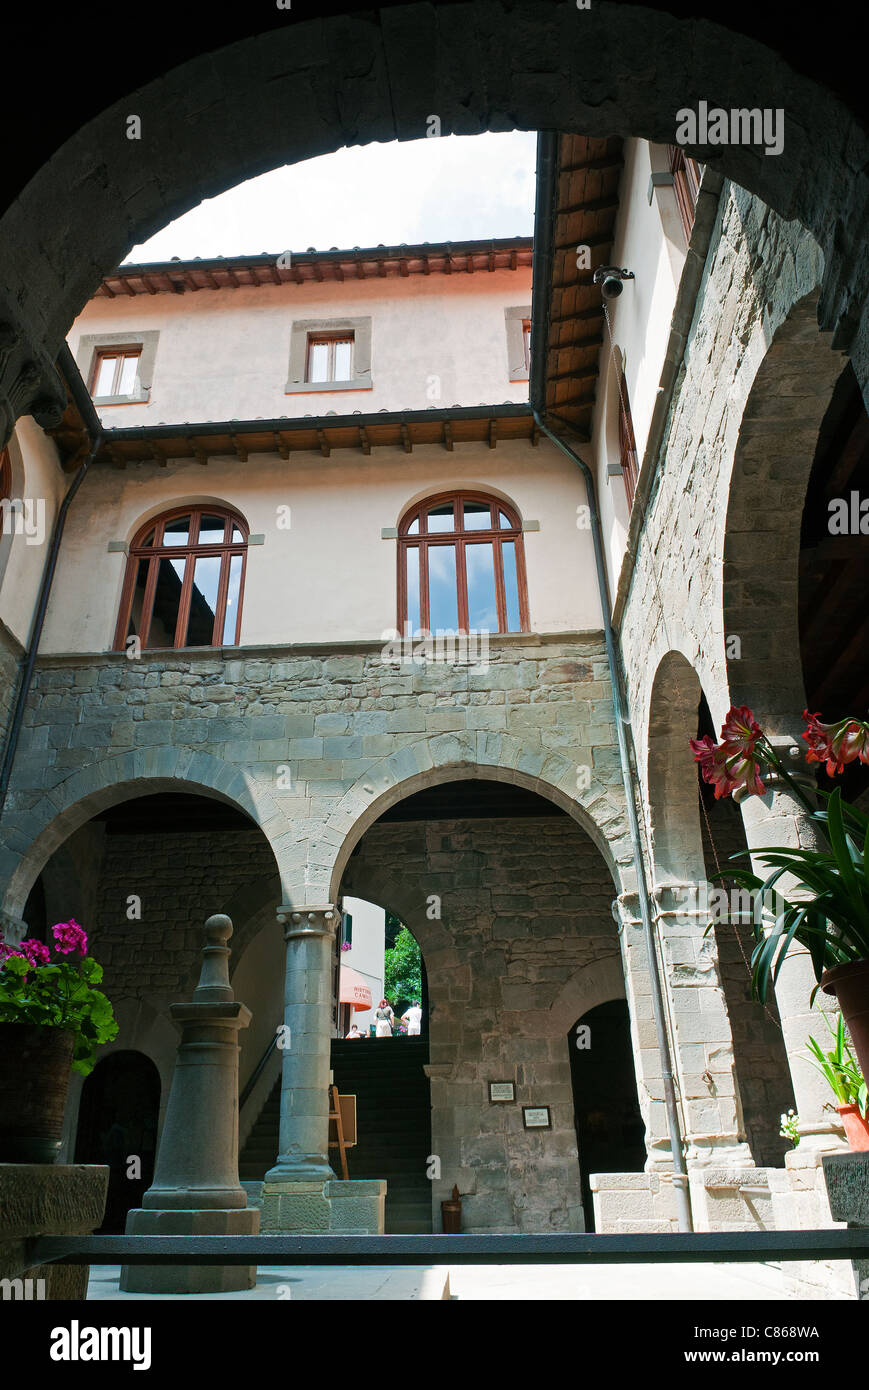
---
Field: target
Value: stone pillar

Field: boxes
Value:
[266,904,337,1182]
[652,882,755,1170]
[822,1153,869,1299]
[735,750,845,1154]
[120,913,259,1294]
[261,903,386,1233]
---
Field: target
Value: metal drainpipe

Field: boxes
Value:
[531,404,693,1233]
[0,345,103,820]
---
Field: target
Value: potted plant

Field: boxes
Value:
[690,707,869,1078]
[805,1014,869,1152]
[0,920,118,1162]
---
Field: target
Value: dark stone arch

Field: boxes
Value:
[722,291,849,733]
[2,2,869,438]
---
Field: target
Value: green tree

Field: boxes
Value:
[383,925,422,1012]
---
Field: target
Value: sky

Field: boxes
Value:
[126,131,538,263]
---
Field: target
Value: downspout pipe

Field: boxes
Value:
[532,406,693,1232]
[0,346,102,820]
[530,131,692,1231]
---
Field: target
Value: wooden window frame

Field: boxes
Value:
[522,320,532,374]
[668,146,702,245]
[618,371,640,513]
[113,505,249,651]
[397,491,529,634]
[0,448,10,502]
[89,346,143,399]
[305,332,355,385]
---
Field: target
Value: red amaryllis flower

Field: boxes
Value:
[802,711,869,776]
[690,706,767,800]
[51,920,88,957]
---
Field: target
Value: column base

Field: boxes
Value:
[265,1155,335,1184]
[260,1177,386,1234]
[120,1205,260,1294]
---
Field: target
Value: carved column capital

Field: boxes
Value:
[275,904,337,940]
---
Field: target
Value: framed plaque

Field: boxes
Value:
[522,1105,551,1130]
[488,1081,515,1103]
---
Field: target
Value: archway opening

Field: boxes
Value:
[74,1050,161,1233]
[569,999,645,1232]
[337,773,628,1234]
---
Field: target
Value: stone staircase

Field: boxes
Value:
[238,1036,433,1233]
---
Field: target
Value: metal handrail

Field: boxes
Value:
[238,1032,278,1112]
[25,1229,869,1268]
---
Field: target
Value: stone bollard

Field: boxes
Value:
[120,914,259,1294]
[821,1152,869,1300]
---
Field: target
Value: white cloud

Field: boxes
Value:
[126,132,538,263]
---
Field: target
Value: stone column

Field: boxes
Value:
[260,903,386,1233]
[264,904,338,1183]
[120,913,259,1294]
[735,748,845,1154]
[652,881,755,1170]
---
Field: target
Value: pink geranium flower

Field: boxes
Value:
[51,920,88,957]
[20,938,50,966]
[802,711,869,777]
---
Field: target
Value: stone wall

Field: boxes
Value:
[91,827,279,1002]
[622,181,833,763]
[343,813,627,1233]
[3,635,629,912]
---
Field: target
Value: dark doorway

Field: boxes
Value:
[569,999,646,1230]
[74,1050,161,1233]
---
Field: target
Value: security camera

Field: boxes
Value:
[593,266,635,299]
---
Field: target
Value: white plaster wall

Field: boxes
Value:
[66,268,532,426]
[38,437,602,651]
[0,419,67,645]
[587,139,687,598]
[340,894,385,1032]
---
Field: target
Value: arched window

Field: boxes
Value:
[114,506,248,650]
[398,492,528,634]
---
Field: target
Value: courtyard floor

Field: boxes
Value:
[85,1260,853,1300]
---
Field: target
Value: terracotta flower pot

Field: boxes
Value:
[821,958,869,1082]
[0,1023,75,1163]
[836,1103,869,1152]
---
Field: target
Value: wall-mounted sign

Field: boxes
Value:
[488,1081,515,1102]
[522,1106,551,1130]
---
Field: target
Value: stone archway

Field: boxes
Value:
[2,2,869,438]
[0,746,287,923]
[336,770,634,1232]
[324,748,631,908]
[722,290,849,735]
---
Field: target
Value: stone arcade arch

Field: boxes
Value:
[336,769,644,1233]
[2,2,869,437]
[722,290,850,736]
[0,747,289,924]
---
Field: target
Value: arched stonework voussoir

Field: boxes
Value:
[722,290,849,735]
[2,3,869,439]
[322,734,631,907]
[0,746,286,921]
[549,955,627,1038]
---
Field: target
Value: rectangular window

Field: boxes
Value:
[305,333,354,384]
[668,146,702,244]
[90,347,142,399]
[522,320,532,373]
